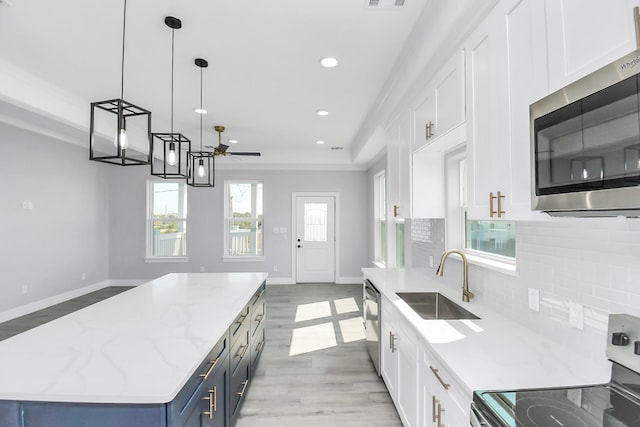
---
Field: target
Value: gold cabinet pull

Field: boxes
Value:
[429,366,450,390]
[254,313,264,323]
[236,344,249,359]
[257,340,265,353]
[237,380,249,397]
[437,402,446,427]
[236,313,248,324]
[489,191,506,217]
[635,6,640,48]
[426,121,435,139]
[200,358,219,380]
[203,387,217,419]
[496,191,505,217]
[393,204,399,217]
[432,395,439,423]
[258,288,265,298]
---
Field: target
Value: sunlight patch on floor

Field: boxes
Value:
[339,316,365,343]
[333,297,359,315]
[289,322,337,356]
[294,301,332,322]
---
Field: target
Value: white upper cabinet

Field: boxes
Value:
[412,51,465,152]
[546,0,640,93]
[465,0,549,220]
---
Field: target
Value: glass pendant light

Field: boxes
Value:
[187,58,215,187]
[150,16,191,179]
[89,0,152,166]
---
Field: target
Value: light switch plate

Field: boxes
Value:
[528,288,540,312]
[569,301,584,330]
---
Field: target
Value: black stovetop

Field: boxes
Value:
[474,383,640,426]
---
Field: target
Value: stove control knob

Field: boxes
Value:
[635,341,640,355]
[612,332,630,346]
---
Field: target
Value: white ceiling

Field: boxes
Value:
[0,0,432,169]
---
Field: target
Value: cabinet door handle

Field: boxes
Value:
[237,380,249,397]
[496,191,505,217]
[237,344,249,359]
[432,395,439,423]
[437,402,446,427]
[389,331,397,352]
[429,365,450,390]
[489,192,497,217]
[200,358,219,380]
[203,387,217,419]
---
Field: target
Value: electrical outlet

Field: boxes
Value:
[21,285,28,294]
[569,301,584,330]
[429,255,434,268]
[81,273,87,281]
[528,288,540,312]
[273,265,278,272]
[199,266,205,273]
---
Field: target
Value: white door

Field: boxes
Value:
[295,196,335,283]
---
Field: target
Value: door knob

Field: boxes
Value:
[297,245,303,248]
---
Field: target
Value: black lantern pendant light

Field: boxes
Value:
[151,16,191,179]
[187,58,215,187]
[89,0,152,166]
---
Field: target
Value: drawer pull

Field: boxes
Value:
[437,402,446,427]
[429,365,450,390]
[432,395,439,423]
[258,288,265,298]
[237,380,249,397]
[257,340,265,353]
[200,358,219,380]
[236,344,249,359]
[236,313,248,324]
[254,313,264,323]
[203,387,217,419]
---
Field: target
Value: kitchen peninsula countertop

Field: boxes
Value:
[0,272,268,404]
[363,267,611,396]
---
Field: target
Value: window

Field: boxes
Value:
[445,148,516,266]
[374,171,387,265]
[224,181,263,259]
[147,181,187,260]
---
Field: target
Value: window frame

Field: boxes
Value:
[223,180,264,262]
[145,180,188,263]
[374,170,387,266]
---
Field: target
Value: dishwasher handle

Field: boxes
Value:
[470,403,490,427]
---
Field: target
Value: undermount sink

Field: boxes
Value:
[396,292,480,320]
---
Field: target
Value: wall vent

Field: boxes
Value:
[367,0,405,8]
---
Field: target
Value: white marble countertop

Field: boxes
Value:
[0,272,268,404]
[363,267,611,398]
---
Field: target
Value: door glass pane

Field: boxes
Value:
[304,203,327,242]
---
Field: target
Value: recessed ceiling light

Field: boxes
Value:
[316,110,329,116]
[320,57,338,68]
[229,139,238,144]
[316,140,325,145]
[194,108,207,114]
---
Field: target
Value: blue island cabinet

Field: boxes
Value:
[1,332,230,427]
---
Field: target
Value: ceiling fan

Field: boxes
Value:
[207,125,261,157]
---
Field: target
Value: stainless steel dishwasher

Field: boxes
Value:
[363,279,381,375]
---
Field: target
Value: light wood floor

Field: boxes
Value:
[236,283,402,427]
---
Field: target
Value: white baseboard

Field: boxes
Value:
[0,280,111,323]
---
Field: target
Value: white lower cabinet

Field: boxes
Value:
[419,343,469,427]
[381,296,418,427]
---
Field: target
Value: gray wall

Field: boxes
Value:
[1,123,111,312]
[108,165,369,282]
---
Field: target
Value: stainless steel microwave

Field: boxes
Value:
[530,49,640,216]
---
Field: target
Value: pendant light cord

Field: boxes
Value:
[200,65,203,152]
[120,0,127,101]
[170,26,175,136]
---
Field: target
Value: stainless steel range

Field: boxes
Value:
[471,314,640,426]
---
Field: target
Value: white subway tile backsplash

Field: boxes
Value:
[408,216,640,364]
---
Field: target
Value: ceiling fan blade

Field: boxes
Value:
[228,152,261,156]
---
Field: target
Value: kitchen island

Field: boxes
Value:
[0,272,268,427]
